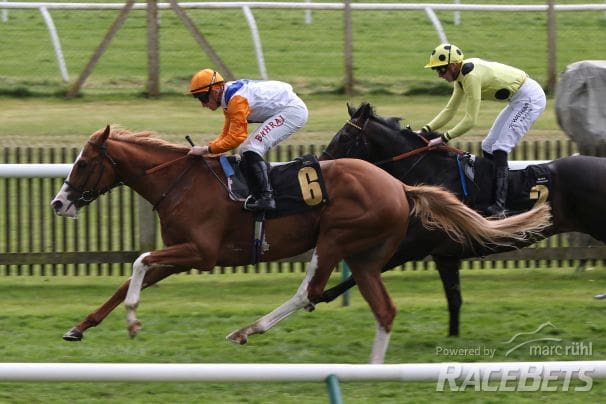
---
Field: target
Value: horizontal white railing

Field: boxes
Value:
[2,2,606,11]
[0,161,549,178]
[0,163,73,177]
[1,361,605,382]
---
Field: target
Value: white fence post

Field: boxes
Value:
[2,0,7,22]
[39,6,69,82]
[242,5,268,80]
[454,0,461,25]
[424,7,448,43]
[305,0,312,24]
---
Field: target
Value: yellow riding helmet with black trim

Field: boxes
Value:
[187,69,225,95]
[424,44,464,69]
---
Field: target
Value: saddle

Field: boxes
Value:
[459,155,552,214]
[218,154,329,218]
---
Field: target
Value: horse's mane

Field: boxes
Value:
[368,107,402,133]
[96,126,189,153]
[361,103,423,144]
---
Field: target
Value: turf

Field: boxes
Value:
[1,267,605,402]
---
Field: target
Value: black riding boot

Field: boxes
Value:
[242,151,276,212]
[486,150,509,217]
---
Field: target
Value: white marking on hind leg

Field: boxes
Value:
[369,322,391,364]
[226,250,319,343]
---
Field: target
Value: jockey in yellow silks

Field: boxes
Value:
[419,44,546,217]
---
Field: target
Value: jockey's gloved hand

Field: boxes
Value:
[428,132,451,147]
[415,126,430,137]
[188,145,210,156]
[428,137,444,147]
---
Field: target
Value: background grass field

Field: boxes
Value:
[1,0,605,97]
[1,268,606,402]
[3,1,602,147]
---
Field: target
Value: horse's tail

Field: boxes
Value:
[403,183,551,247]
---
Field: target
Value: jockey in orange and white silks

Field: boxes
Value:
[186,69,308,211]
[212,78,308,156]
[419,44,546,217]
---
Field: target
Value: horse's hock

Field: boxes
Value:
[556,60,606,155]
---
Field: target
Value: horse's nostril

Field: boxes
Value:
[51,200,63,210]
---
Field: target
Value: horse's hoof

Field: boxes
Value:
[63,328,83,342]
[304,303,316,312]
[226,331,248,345]
[594,293,606,300]
[128,321,142,339]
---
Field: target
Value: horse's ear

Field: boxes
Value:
[101,125,111,144]
[347,103,356,118]
[359,102,373,122]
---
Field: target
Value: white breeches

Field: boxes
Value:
[482,77,546,154]
[240,99,308,157]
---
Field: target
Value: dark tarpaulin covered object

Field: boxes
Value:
[556,60,606,154]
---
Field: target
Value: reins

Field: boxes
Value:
[148,154,235,210]
[375,130,466,166]
[71,139,233,211]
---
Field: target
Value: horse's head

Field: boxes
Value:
[322,102,376,161]
[51,125,121,218]
[322,102,423,163]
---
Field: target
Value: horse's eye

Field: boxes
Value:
[339,133,354,143]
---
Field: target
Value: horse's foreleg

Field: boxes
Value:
[124,242,205,338]
[434,256,463,337]
[63,265,179,341]
[226,250,319,344]
[124,253,152,338]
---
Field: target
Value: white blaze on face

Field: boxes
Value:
[50,150,82,219]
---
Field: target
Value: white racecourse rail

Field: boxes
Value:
[2,2,605,81]
[1,361,606,383]
[0,161,549,178]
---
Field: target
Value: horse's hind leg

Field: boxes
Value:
[434,256,463,337]
[226,249,325,344]
[347,261,396,364]
[63,265,180,341]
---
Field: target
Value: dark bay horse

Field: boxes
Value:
[318,102,606,337]
[50,125,550,363]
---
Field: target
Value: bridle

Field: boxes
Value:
[64,138,232,210]
[322,117,465,177]
[320,119,367,160]
[63,140,122,203]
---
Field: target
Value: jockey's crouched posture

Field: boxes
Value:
[187,69,308,211]
[418,44,546,217]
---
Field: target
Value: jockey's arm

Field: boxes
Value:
[208,96,250,154]
[423,85,463,134]
[444,74,482,141]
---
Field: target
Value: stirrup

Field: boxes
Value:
[244,195,276,212]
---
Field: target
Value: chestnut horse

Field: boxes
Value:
[51,125,550,363]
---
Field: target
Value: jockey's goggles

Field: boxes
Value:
[432,65,449,75]
[193,91,211,103]
[190,70,218,103]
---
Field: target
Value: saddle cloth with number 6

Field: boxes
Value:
[219,154,329,218]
